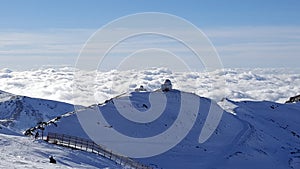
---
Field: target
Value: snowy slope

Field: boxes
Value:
[138,99,300,169]
[0,90,123,169]
[43,90,300,169]
[0,125,121,169]
[225,100,300,169]
[0,91,127,169]
[0,90,74,133]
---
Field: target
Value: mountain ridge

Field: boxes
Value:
[0,89,299,168]
[0,90,74,133]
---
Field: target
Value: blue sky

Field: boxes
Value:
[0,0,300,70]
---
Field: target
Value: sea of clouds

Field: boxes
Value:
[0,67,299,106]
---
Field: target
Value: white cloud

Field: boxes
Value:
[0,29,94,69]
[0,26,299,70]
[203,26,300,68]
[205,26,300,39]
[0,67,299,106]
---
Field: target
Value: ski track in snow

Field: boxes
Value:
[208,115,251,169]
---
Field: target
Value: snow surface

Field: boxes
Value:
[43,90,300,169]
[0,67,299,106]
[0,125,121,169]
[0,91,74,133]
[0,92,122,168]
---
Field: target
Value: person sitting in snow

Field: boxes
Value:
[49,156,56,164]
[161,79,172,92]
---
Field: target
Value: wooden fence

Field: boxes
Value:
[45,132,152,169]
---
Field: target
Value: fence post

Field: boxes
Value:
[41,130,44,140]
[68,136,70,147]
[61,134,64,145]
[91,142,94,153]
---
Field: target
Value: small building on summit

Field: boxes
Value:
[161,79,172,92]
[286,94,300,103]
[135,85,147,92]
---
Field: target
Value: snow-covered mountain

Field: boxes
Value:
[0,90,74,133]
[0,68,299,168]
[0,91,122,169]
[41,90,300,169]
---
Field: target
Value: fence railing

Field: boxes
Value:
[46,132,152,169]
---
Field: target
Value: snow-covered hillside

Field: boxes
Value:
[43,90,300,169]
[0,91,122,169]
[0,125,121,169]
[0,90,74,133]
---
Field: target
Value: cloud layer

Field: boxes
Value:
[0,67,299,106]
